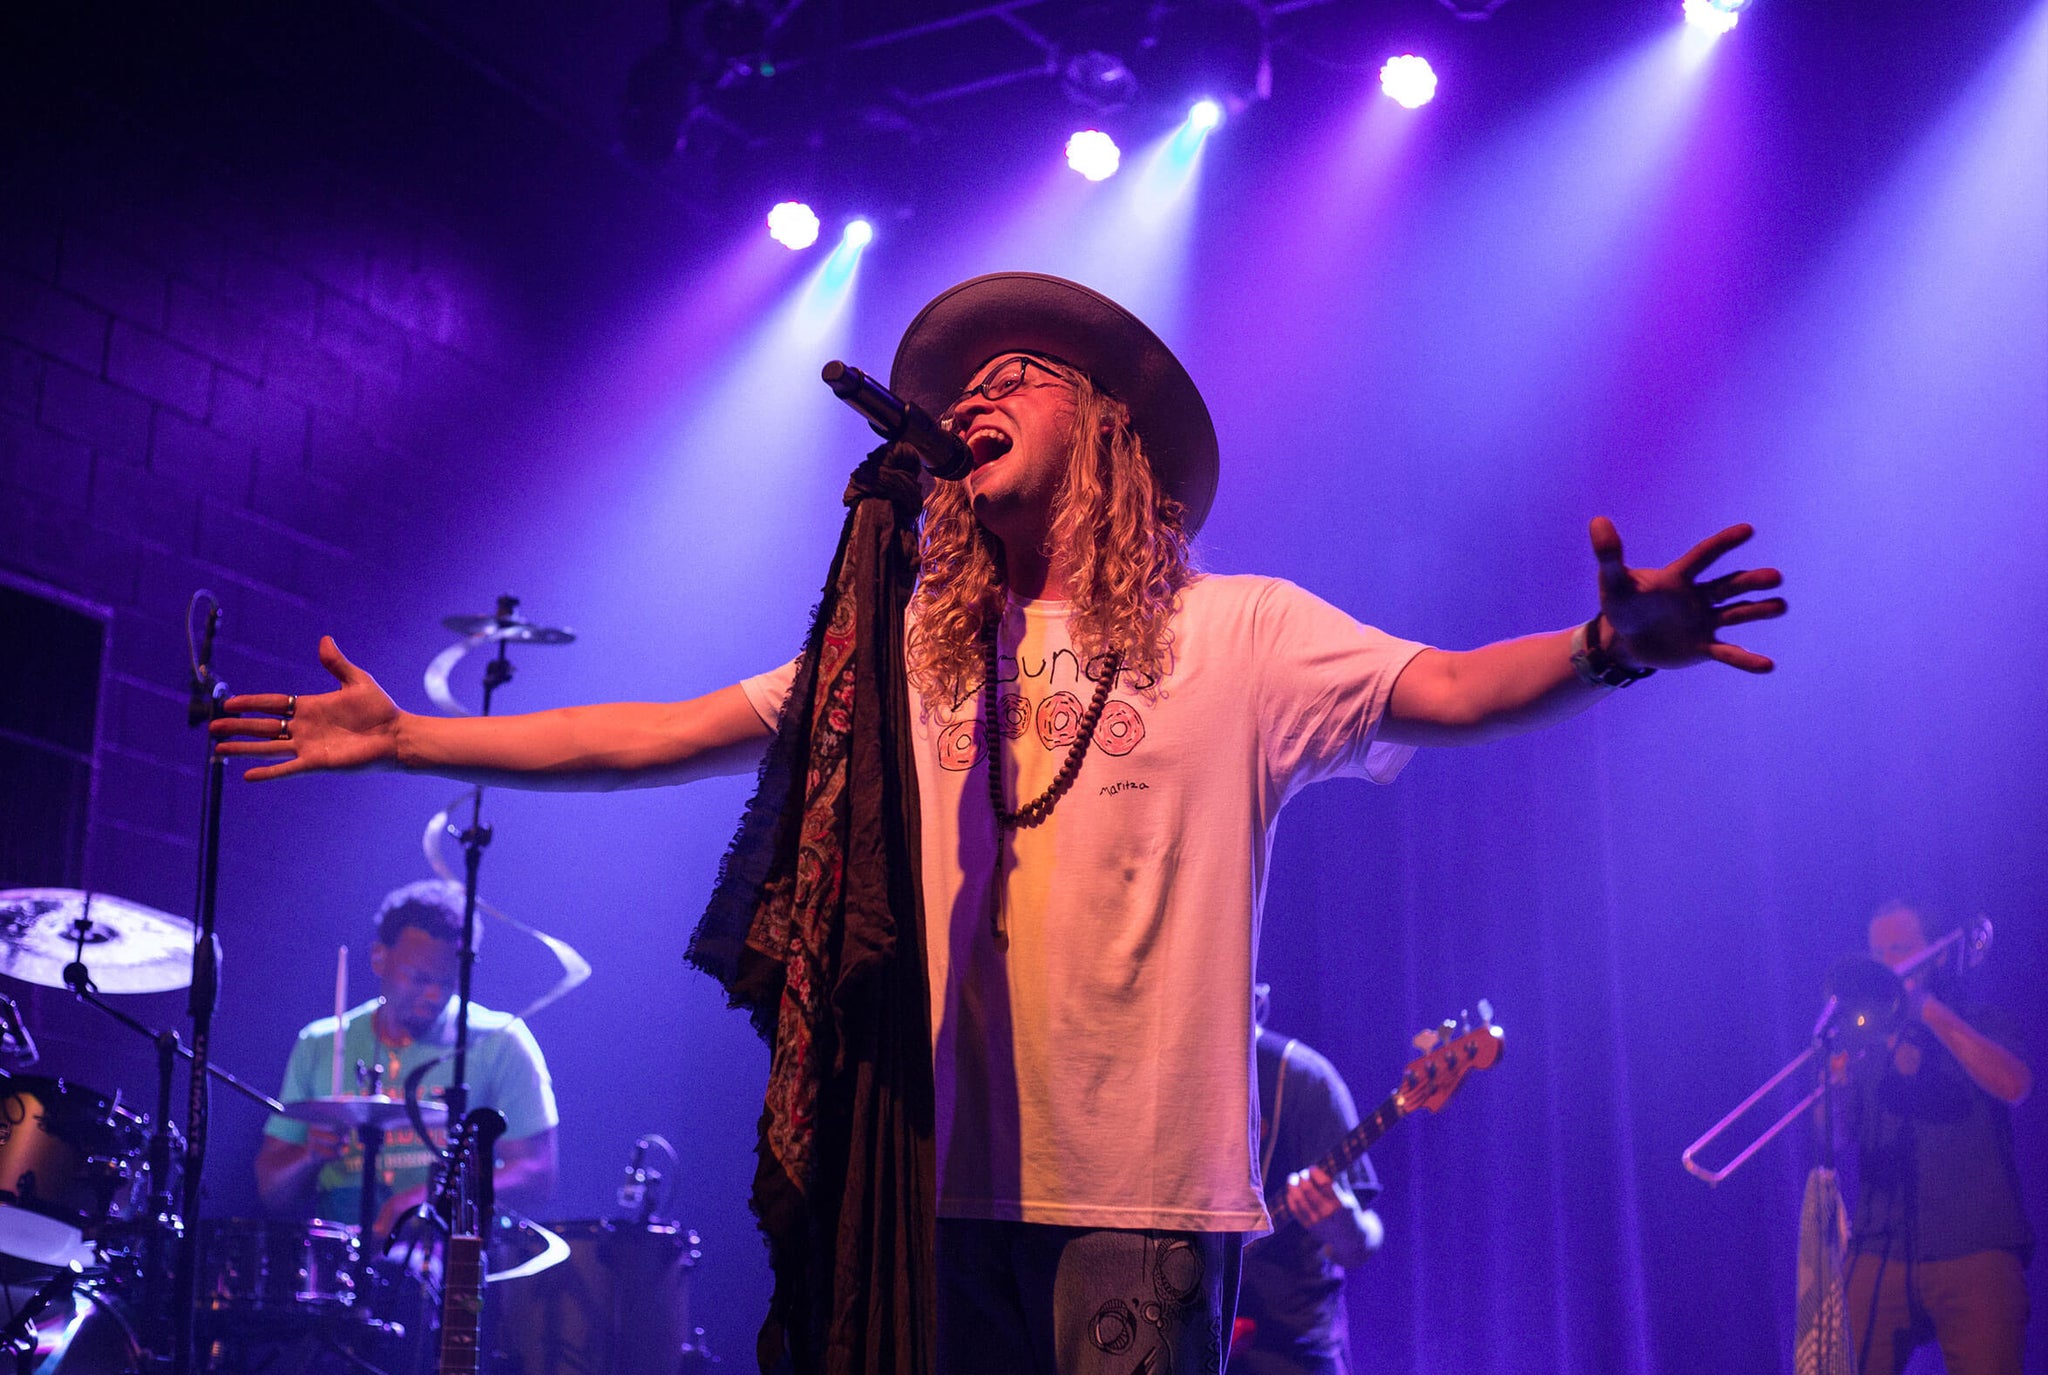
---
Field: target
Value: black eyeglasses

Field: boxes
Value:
[941,356,1067,425]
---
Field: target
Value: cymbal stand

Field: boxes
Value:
[446,594,520,1129]
[59,924,286,1362]
[57,927,284,1118]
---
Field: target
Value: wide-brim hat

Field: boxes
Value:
[889,272,1219,535]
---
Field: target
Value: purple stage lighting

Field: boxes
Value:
[842,218,874,248]
[1379,55,1438,109]
[1066,130,1122,181]
[767,201,821,250]
[1682,0,1744,36]
[1188,99,1223,132]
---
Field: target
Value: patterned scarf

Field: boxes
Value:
[688,443,937,1374]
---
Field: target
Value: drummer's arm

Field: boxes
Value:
[492,1127,557,1213]
[255,1127,342,1215]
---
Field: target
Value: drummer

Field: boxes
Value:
[254,880,558,1235]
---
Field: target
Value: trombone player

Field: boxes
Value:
[1835,901,2032,1375]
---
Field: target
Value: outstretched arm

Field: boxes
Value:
[1380,518,1785,746]
[211,636,771,790]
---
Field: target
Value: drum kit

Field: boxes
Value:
[0,595,710,1372]
[0,888,706,1374]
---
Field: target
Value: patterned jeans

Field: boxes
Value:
[937,1219,1244,1375]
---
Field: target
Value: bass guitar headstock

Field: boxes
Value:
[1399,1000,1504,1116]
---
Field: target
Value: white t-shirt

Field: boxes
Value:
[741,573,1425,1233]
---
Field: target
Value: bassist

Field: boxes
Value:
[1235,987,1384,1375]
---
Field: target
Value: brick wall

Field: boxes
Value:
[4,154,504,912]
[5,8,760,1351]
[0,1,699,1173]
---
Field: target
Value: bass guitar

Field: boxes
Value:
[1232,1005,1503,1356]
[1261,1004,1504,1239]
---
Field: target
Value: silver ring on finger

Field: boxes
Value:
[283,694,297,720]
[277,721,292,741]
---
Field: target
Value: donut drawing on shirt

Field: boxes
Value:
[1035,691,1084,750]
[936,718,983,771]
[1093,699,1146,756]
[996,691,1031,740]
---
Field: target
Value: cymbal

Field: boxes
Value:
[284,1095,449,1130]
[440,613,575,645]
[0,889,195,994]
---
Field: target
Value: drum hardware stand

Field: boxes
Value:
[0,995,37,1068]
[56,923,284,1117]
[356,1119,387,1252]
[1,1259,83,1372]
[58,921,286,1365]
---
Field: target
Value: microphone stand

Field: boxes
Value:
[174,594,229,1375]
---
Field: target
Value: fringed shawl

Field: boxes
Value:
[687,443,937,1374]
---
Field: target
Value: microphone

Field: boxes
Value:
[187,595,221,728]
[822,361,974,481]
[618,1136,649,1213]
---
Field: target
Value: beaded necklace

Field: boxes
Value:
[981,616,1122,946]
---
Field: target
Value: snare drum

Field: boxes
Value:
[199,1219,359,1319]
[0,1075,145,1268]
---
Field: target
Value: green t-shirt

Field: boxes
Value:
[264,997,557,1225]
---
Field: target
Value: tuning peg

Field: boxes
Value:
[1412,1027,1441,1053]
[1440,1018,1457,1040]
[1478,998,1494,1025]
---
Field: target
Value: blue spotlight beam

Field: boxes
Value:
[822,220,873,290]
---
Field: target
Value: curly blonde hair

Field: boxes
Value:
[906,359,1194,709]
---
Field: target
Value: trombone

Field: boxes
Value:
[1681,916,1992,1185]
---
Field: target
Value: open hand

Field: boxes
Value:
[1591,517,1786,673]
[209,637,402,779]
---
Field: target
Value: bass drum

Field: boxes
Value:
[0,1076,146,1268]
[491,1221,701,1375]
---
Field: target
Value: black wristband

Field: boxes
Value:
[1572,615,1656,688]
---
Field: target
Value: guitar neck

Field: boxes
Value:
[1321,1091,1404,1180]
[439,1232,485,1374]
[1264,1089,1404,1218]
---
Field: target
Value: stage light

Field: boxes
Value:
[1063,50,1139,112]
[1134,0,1270,115]
[766,201,820,250]
[1066,130,1122,181]
[819,218,873,291]
[1379,55,1438,109]
[1188,99,1223,131]
[1682,0,1744,36]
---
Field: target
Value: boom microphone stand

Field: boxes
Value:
[444,594,526,1127]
